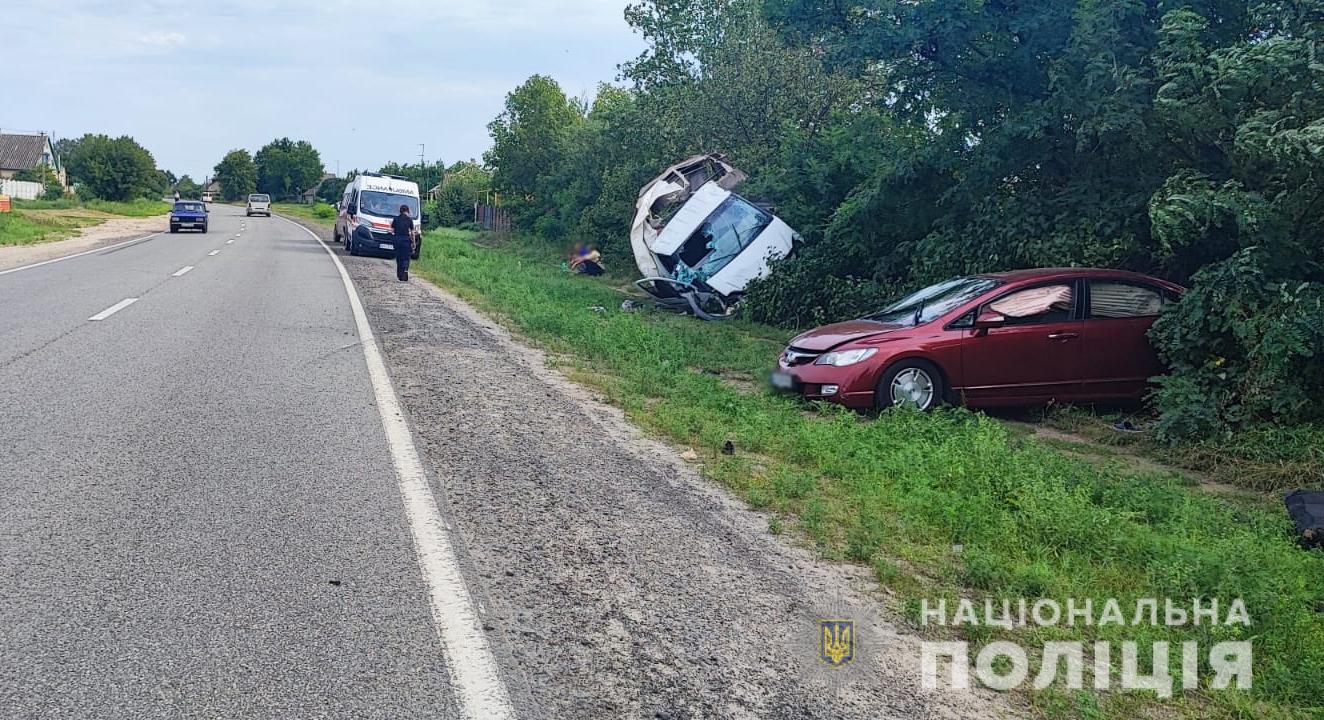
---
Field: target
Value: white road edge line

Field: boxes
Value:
[0,232,162,277]
[88,297,138,321]
[208,250,220,256]
[275,214,516,719]
[172,265,195,277]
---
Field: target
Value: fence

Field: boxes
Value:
[473,204,512,233]
[0,179,44,200]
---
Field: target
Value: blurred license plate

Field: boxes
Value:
[770,371,796,390]
[379,243,393,250]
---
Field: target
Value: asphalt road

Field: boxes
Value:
[0,206,466,718]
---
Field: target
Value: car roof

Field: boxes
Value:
[975,267,1181,288]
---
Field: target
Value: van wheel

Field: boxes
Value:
[348,235,359,256]
[875,359,944,411]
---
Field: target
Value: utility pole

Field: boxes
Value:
[419,144,426,198]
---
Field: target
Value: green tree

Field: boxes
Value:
[254,138,324,200]
[174,174,202,198]
[315,175,350,203]
[485,75,583,229]
[61,134,159,201]
[213,149,257,201]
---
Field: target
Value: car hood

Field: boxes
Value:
[789,320,909,351]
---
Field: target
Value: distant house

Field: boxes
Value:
[0,131,67,187]
[202,180,222,200]
[301,172,338,204]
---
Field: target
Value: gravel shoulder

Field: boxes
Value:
[294,218,1020,719]
[0,214,166,271]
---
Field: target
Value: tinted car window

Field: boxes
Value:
[249,194,270,202]
[174,202,204,213]
[1089,281,1165,319]
[989,284,1074,325]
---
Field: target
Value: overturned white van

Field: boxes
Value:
[630,155,798,320]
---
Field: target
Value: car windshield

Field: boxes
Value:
[174,203,204,213]
[249,194,270,202]
[671,194,773,276]
[865,277,1003,325]
[359,191,419,219]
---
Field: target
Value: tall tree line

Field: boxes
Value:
[482,0,1324,440]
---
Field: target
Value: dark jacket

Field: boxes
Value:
[391,213,414,238]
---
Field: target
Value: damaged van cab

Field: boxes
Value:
[631,155,798,319]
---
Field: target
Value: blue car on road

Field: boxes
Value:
[170,201,209,233]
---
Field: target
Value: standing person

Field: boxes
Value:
[390,204,417,282]
[174,189,181,201]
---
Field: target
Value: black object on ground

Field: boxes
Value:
[1285,490,1324,549]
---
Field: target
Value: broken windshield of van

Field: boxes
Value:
[672,195,772,279]
[359,191,419,218]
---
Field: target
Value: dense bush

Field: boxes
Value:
[1150,249,1324,440]
[482,0,1324,439]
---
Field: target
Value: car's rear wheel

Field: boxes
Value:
[875,359,944,411]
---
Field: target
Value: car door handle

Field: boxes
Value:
[1048,332,1080,340]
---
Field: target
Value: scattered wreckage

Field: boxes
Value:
[630,155,799,320]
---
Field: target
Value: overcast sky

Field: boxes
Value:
[4,0,645,182]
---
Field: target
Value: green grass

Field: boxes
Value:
[411,228,1324,719]
[0,211,77,246]
[272,202,335,225]
[1,198,170,247]
[1040,406,1324,492]
[13,198,170,217]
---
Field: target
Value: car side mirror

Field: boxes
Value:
[972,310,1006,335]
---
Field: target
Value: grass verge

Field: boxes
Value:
[0,199,170,247]
[411,228,1323,719]
[1037,406,1324,492]
[272,202,335,225]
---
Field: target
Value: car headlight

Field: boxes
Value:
[815,348,878,367]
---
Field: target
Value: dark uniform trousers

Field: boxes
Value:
[393,235,412,280]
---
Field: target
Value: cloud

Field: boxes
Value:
[5,0,646,180]
[138,31,186,47]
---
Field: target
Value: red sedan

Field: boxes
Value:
[771,268,1184,411]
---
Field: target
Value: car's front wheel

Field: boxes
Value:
[875,359,944,411]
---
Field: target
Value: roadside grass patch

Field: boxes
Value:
[1,199,169,247]
[1039,406,1324,491]
[273,202,335,226]
[14,198,169,217]
[413,228,1324,719]
[0,209,108,246]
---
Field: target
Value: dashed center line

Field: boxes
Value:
[88,298,138,321]
[172,265,195,277]
[208,250,220,256]
[226,239,234,245]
